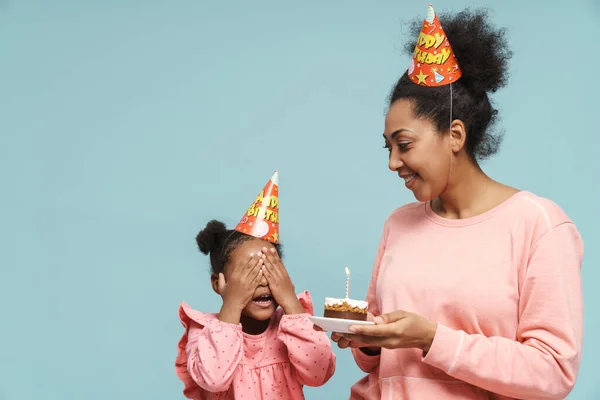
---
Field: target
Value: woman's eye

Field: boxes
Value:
[398,142,410,151]
[382,144,391,151]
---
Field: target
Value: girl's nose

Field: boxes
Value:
[259,273,268,286]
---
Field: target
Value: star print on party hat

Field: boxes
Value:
[407,3,462,86]
[234,171,280,244]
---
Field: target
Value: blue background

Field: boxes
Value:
[1,1,598,399]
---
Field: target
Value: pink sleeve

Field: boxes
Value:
[186,318,244,393]
[351,228,387,373]
[277,291,336,387]
[423,222,584,400]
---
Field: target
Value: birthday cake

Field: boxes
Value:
[323,297,368,321]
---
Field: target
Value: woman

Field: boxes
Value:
[332,5,584,400]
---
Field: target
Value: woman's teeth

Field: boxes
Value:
[404,174,417,183]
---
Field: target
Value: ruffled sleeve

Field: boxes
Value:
[276,291,336,387]
[175,302,244,399]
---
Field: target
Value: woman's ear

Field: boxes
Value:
[449,119,467,153]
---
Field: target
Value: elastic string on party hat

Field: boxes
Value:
[220,229,237,254]
[449,83,453,128]
[431,80,455,209]
[445,82,454,191]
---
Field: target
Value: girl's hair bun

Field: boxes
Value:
[195,220,227,255]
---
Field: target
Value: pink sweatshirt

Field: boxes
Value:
[175,291,336,400]
[350,191,584,400]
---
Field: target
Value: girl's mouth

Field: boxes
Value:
[252,295,274,308]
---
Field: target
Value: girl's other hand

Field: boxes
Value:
[261,247,304,315]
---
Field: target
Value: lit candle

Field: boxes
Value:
[345,266,350,299]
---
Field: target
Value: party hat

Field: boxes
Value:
[234,171,280,243]
[407,4,462,86]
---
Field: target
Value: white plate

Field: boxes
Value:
[309,316,374,334]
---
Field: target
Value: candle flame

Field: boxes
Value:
[345,266,350,276]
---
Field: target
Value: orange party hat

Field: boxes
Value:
[408,4,462,86]
[234,171,280,244]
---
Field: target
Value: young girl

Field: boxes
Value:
[175,173,336,399]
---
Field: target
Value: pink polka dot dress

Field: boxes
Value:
[175,291,336,399]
